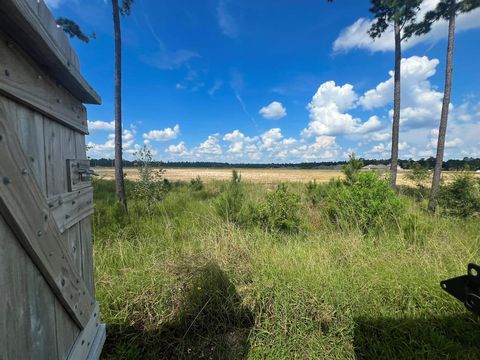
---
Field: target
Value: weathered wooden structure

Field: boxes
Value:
[0,1,104,358]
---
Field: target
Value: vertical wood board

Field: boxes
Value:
[0,214,59,360]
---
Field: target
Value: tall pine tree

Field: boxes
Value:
[368,0,422,188]
[112,0,134,213]
[406,0,480,212]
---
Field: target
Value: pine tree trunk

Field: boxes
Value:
[390,21,401,188]
[112,0,127,212]
[428,8,456,213]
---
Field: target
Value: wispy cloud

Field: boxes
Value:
[142,13,199,70]
[229,70,257,126]
[217,0,238,38]
[208,80,224,96]
[143,49,199,70]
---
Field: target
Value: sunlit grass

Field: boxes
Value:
[93,179,480,359]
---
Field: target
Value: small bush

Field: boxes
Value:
[256,184,302,233]
[189,176,204,191]
[342,153,363,183]
[405,163,430,188]
[306,180,328,205]
[404,164,430,201]
[325,172,405,234]
[131,145,169,211]
[214,170,245,223]
[439,173,480,217]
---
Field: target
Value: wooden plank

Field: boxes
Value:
[75,132,87,160]
[0,214,58,360]
[64,224,83,275]
[55,298,80,360]
[86,324,106,360]
[80,217,95,296]
[74,130,97,297]
[48,187,94,233]
[0,31,88,134]
[0,1,101,104]
[0,101,95,328]
[45,118,66,197]
[37,1,71,58]
[13,102,48,196]
[67,303,102,360]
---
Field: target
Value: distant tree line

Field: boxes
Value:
[89,157,480,171]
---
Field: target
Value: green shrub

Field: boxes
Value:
[214,170,245,223]
[325,172,405,234]
[342,153,363,183]
[189,176,204,191]
[306,180,328,205]
[256,183,302,233]
[439,173,480,217]
[131,145,169,211]
[405,163,430,188]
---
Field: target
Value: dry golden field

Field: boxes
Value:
[92,167,479,185]
[95,167,343,183]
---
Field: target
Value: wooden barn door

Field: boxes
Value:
[0,95,102,358]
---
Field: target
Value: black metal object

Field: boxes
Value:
[440,263,480,315]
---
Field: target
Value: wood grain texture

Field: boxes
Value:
[55,298,80,360]
[0,214,58,360]
[80,217,95,297]
[64,225,82,277]
[0,31,88,134]
[48,187,94,234]
[66,303,101,360]
[0,1,101,104]
[0,102,94,328]
[44,118,67,197]
[86,324,106,360]
[12,100,47,196]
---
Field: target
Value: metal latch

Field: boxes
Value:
[67,159,96,191]
[77,167,98,181]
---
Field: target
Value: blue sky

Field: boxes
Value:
[47,0,480,162]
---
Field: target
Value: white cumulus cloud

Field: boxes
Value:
[333,0,480,53]
[259,101,287,120]
[360,56,443,128]
[198,135,222,155]
[167,141,188,155]
[88,120,115,131]
[143,124,180,142]
[302,81,381,137]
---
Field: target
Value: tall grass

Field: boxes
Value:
[93,179,480,359]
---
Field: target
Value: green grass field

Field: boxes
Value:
[93,178,480,359]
